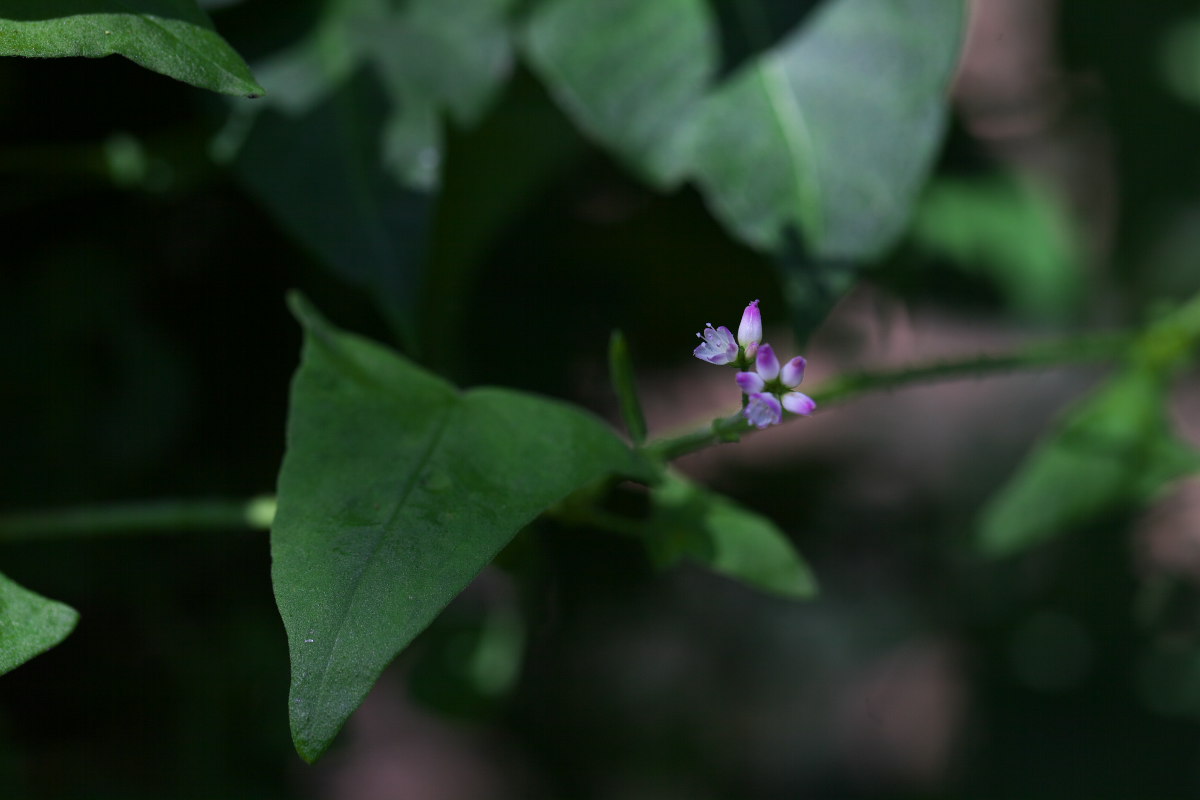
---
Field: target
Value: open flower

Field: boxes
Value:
[693,300,762,366]
[693,300,816,427]
[693,323,738,364]
[744,392,782,428]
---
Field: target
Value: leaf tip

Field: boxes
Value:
[285,291,322,330]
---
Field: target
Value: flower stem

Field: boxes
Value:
[644,330,1135,462]
[0,331,1138,539]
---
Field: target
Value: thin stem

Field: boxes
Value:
[813,330,1133,405]
[0,496,276,542]
[0,331,1137,540]
[643,411,752,462]
[644,330,1134,462]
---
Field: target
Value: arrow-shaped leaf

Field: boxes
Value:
[272,294,644,761]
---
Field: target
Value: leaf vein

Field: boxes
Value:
[311,400,455,718]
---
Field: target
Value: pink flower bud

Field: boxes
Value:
[737,299,762,348]
[780,356,807,388]
[782,392,816,416]
[736,371,765,394]
[755,343,780,381]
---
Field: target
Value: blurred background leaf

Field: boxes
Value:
[524,0,717,188]
[910,174,1085,320]
[689,0,964,259]
[234,70,431,350]
[978,365,1200,557]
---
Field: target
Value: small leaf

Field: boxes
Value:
[643,471,817,599]
[608,330,647,445]
[273,294,644,762]
[0,571,78,676]
[978,366,1198,556]
[0,0,264,97]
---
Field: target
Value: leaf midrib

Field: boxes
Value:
[755,39,821,246]
[108,0,256,91]
[307,398,454,734]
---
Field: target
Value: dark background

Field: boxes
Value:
[4,0,1200,797]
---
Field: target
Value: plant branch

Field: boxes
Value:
[644,330,1135,462]
[0,496,276,542]
[0,331,1138,539]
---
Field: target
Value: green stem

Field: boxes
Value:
[0,331,1137,540]
[814,330,1132,404]
[0,496,276,542]
[644,330,1134,462]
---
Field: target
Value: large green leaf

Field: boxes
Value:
[0,571,78,676]
[524,0,717,187]
[643,471,817,599]
[0,0,263,97]
[978,366,1200,556]
[690,0,965,257]
[272,294,645,762]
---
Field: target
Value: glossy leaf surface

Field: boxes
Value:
[0,571,78,676]
[0,0,263,96]
[272,295,643,761]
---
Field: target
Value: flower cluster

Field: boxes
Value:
[693,300,816,429]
